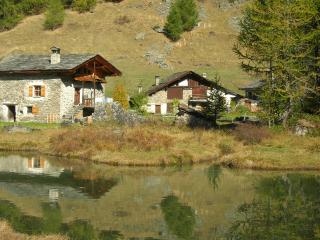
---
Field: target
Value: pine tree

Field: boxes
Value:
[177,0,198,31]
[112,84,129,110]
[204,75,226,126]
[164,3,183,41]
[44,0,65,30]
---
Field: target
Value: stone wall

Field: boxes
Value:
[0,75,105,122]
[0,75,61,122]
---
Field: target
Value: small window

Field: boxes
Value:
[27,106,33,114]
[34,86,41,97]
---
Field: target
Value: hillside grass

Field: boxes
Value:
[0,0,252,95]
[0,122,319,170]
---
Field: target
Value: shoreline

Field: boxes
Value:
[0,123,319,171]
[1,148,320,172]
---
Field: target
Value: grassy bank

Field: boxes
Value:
[0,122,319,170]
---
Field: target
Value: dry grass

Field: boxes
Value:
[0,122,319,169]
[0,221,68,240]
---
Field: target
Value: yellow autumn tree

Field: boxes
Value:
[112,83,129,110]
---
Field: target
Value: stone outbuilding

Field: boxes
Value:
[0,47,121,122]
[146,71,241,115]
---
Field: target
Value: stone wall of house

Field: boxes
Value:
[60,78,105,118]
[0,75,106,122]
[0,75,62,122]
[148,89,192,105]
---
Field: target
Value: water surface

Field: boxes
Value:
[0,153,319,240]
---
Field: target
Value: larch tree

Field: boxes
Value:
[112,84,129,110]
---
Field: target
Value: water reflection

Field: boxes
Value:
[161,195,196,240]
[228,174,320,240]
[0,154,319,240]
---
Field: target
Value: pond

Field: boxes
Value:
[0,153,319,240]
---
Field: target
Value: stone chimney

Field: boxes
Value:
[50,46,61,64]
[138,84,143,94]
[202,73,207,78]
[155,76,161,86]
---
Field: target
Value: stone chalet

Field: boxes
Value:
[0,47,121,122]
[146,71,241,115]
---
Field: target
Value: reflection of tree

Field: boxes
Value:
[0,171,118,199]
[0,200,124,239]
[160,195,196,240]
[207,165,222,191]
[227,174,320,240]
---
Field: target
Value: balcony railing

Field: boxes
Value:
[83,98,94,107]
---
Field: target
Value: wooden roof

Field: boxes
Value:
[147,71,240,97]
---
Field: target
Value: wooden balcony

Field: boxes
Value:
[83,98,94,107]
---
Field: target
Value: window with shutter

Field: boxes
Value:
[40,86,46,97]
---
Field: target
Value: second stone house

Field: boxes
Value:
[146,71,241,115]
[0,47,121,122]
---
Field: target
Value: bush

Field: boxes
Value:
[72,0,96,13]
[44,0,65,30]
[164,3,183,41]
[17,0,47,15]
[0,0,21,32]
[217,141,234,155]
[233,124,271,145]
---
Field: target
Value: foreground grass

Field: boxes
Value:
[0,122,319,170]
[0,221,67,240]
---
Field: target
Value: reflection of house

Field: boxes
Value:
[146,71,241,115]
[0,155,63,176]
[0,47,121,122]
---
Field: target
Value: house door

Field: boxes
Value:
[74,88,81,105]
[155,105,161,114]
[7,105,16,122]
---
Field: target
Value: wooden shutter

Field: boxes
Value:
[28,86,33,97]
[167,87,183,99]
[32,106,39,114]
[40,159,45,168]
[41,86,46,97]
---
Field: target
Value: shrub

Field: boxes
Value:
[72,0,96,13]
[217,141,234,155]
[0,0,21,32]
[233,124,271,145]
[129,93,148,114]
[17,0,47,15]
[44,0,65,30]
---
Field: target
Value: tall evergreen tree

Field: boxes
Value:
[177,0,198,31]
[164,3,183,41]
[234,0,320,127]
[44,0,65,30]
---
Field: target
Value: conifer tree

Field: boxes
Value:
[112,84,129,110]
[164,3,183,41]
[44,0,65,30]
[177,0,198,31]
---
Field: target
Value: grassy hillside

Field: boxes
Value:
[0,0,252,95]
